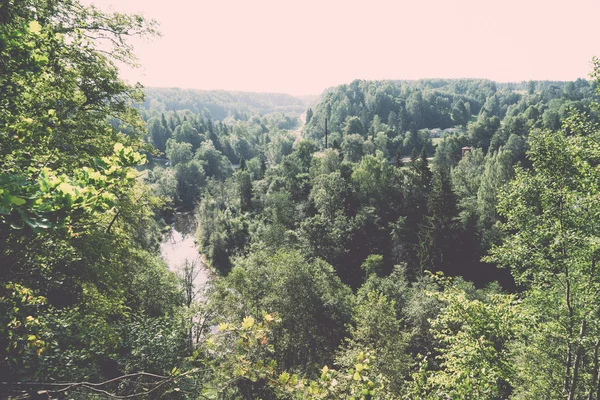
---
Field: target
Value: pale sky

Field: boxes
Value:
[85,0,600,95]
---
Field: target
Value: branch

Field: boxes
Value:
[2,369,207,399]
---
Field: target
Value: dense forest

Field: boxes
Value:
[141,88,307,120]
[3,1,600,399]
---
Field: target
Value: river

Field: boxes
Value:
[159,212,211,297]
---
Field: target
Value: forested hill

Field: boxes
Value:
[142,87,307,119]
[304,78,597,145]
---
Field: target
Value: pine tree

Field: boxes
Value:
[237,170,252,212]
[395,151,404,168]
[418,167,459,274]
[417,147,433,189]
[306,108,313,124]
[259,156,267,178]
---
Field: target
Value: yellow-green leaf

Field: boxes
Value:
[29,21,42,34]
[57,182,75,197]
[278,371,290,384]
[217,323,230,332]
[241,316,255,329]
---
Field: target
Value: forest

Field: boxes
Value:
[2,1,600,399]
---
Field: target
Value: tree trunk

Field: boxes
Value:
[569,319,587,400]
[105,209,120,233]
[324,118,328,149]
[565,273,574,394]
[588,339,599,400]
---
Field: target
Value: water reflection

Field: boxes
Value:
[160,212,210,288]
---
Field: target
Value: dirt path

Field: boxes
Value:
[291,113,306,144]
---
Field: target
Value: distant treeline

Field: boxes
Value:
[142,87,307,119]
[305,78,597,145]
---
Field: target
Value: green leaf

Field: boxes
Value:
[8,196,26,206]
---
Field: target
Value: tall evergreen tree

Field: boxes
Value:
[237,170,252,212]
[418,167,459,274]
[306,108,313,124]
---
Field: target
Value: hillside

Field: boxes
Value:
[142,87,308,119]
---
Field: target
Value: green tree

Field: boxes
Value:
[418,167,459,274]
[220,250,353,373]
[337,291,411,394]
[0,0,168,386]
[468,115,500,151]
[486,117,600,400]
[195,140,231,179]
[236,169,253,212]
[342,133,365,162]
[451,99,471,126]
[306,108,313,124]
[292,139,319,173]
[352,152,401,218]
[344,116,365,136]
[410,276,520,400]
[148,117,170,153]
[165,138,193,166]
[175,160,206,207]
[310,171,348,220]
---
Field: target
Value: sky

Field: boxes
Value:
[84,0,600,96]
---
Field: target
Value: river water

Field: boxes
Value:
[159,212,211,294]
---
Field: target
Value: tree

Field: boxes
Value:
[486,116,600,399]
[341,134,364,162]
[292,140,318,173]
[418,167,459,275]
[344,116,365,136]
[306,108,313,124]
[236,169,253,212]
[220,250,353,373]
[148,117,170,153]
[468,115,500,152]
[352,152,401,218]
[451,99,471,126]
[175,160,206,207]
[337,291,411,394]
[0,1,164,386]
[173,121,204,150]
[165,139,193,166]
[410,276,520,400]
[395,151,404,168]
[0,0,156,236]
[475,147,516,248]
[361,254,384,277]
[195,140,231,180]
[310,171,348,220]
